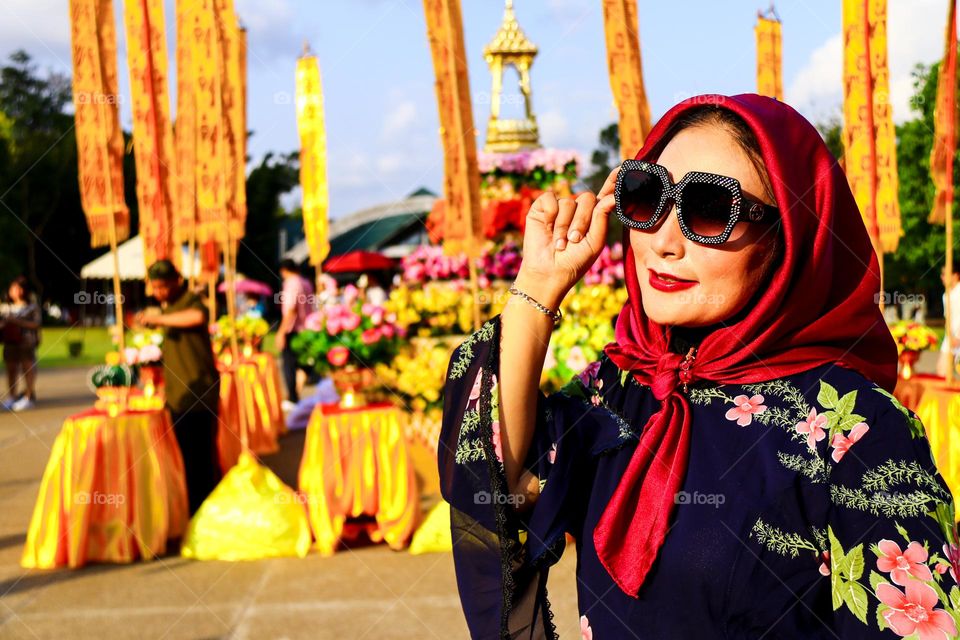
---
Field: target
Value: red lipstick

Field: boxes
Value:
[648,269,697,292]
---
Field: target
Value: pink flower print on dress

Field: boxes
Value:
[724,394,767,427]
[548,442,557,464]
[877,539,934,585]
[491,420,503,463]
[579,615,593,640]
[830,422,869,462]
[469,367,483,401]
[876,581,957,639]
[795,408,828,449]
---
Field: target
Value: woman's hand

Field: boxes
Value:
[514,167,619,308]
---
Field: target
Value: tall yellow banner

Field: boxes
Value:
[173,0,197,246]
[423,0,483,258]
[295,54,331,267]
[601,0,652,160]
[214,0,246,241]
[842,0,902,253]
[69,0,129,248]
[124,0,176,270]
[755,12,783,101]
[929,0,958,225]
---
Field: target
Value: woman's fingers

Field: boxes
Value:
[552,197,577,251]
[528,191,559,228]
[585,193,615,249]
[566,192,597,244]
[596,165,621,200]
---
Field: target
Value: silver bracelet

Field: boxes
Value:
[508,284,562,325]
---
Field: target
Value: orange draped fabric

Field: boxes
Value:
[216,352,285,473]
[69,0,129,248]
[842,0,902,253]
[423,0,483,258]
[298,403,420,556]
[21,406,188,569]
[601,0,652,160]
[124,0,176,269]
[173,0,197,245]
[755,13,784,101]
[930,0,958,225]
[295,54,331,267]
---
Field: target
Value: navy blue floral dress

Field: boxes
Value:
[439,316,960,639]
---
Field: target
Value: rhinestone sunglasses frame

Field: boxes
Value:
[614,159,780,245]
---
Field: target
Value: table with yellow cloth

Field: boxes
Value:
[894,374,960,507]
[216,352,286,473]
[298,402,420,555]
[21,404,188,569]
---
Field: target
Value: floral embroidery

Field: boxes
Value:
[548,443,557,464]
[724,394,767,426]
[830,421,869,462]
[876,539,934,585]
[796,407,828,449]
[579,614,593,640]
[448,320,496,380]
[876,582,957,639]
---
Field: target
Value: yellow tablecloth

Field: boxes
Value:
[21,405,188,569]
[906,378,960,507]
[216,352,286,473]
[298,402,420,555]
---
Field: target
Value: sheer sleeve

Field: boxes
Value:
[438,315,592,640]
[826,389,960,638]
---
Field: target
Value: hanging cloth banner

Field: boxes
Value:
[124,0,176,270]
[930,0,958,225]
[423,0,483,258]
[842,0,902,253]
[295,53,331,267]
[601,0,652,160]
[755,11,784,101]
[173,0,197,246]
[214,0,246,241]
[69,0,129,248]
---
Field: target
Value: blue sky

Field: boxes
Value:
[0,0,946,220]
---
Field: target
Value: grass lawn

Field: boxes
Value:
[37,326,279,368]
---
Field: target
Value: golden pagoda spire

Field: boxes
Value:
[483,0,540,152]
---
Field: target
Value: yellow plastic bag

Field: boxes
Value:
[181,452,312,561]
[408,500,451,555]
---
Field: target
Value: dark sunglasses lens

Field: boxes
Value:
[682,182,734,238]
[619,170,663,225]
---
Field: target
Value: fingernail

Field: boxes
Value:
[555,238,566,250]
[568,230,582,243]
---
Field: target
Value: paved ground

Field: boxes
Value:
[0,366,581,639]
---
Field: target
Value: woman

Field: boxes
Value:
[1,276,41,411]
[439,94,960,639]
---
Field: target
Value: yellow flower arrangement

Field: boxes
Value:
[375,340,457,412]
[888,320,939,354]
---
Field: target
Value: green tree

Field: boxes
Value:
[584,122,622,245]
[237,150,299,285]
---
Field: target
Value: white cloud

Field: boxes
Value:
[786,0,944,124]
[538,109,569,142]
[376,153,406,174]
[0,0,72,71]
[382,100,417,139]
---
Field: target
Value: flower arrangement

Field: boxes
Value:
[374,341,455,413]
[889,321,939,354]
[385,280,510,337]
[401,240,523,285]
[123,329,163,365]
[211,315,270,355]
[477,148,582,189]
[583,243,625,285]
[290,302,403,376]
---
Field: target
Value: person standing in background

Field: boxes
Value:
[1,276,41,411]
[275,259,314,410]
[138,260,221,515]
[937,264,960,377]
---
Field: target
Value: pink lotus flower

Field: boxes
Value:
[580,615,593,640]
[304,312,324,332]
[491,420,503,463]
[343,284,359,304]
[138,344,162,364]
[326,318,342,336]
[876,581,957,639]
[380,324,395,339]
[942,542,959,583]
[830,422,870,462]
[327,346,350,367]
[341,312,361,332]
[360,327,381,345]
[795,408,828,449]
[877,539,934,585]
[724,394,767,427]
[123,347,139,365]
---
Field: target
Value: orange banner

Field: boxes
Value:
[295,54,331,266]
[214,0,246,241]
[124,0,176,270]
[601,0,652,160]
[755,13,784,101]
[842,0,902,253]
[930,0,958,225]
[69,0,129,249]
[173,0,197,245]
[423,0,483,258]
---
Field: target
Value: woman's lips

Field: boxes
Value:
[648,269,697,292]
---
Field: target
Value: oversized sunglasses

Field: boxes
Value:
[614,160,779,245]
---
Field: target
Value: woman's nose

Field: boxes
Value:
[648,203,686,258]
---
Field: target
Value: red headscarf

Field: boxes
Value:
[596,93,897,597]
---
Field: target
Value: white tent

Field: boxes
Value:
[80,235,203,280]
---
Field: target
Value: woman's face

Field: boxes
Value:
[8,283,23,302]
[629,124,779,328]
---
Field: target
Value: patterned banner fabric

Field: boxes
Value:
[69,0,129,248]
[929,0,958,225]
[842,0,902,253]
[173,0,197,245]
[295,54,331,267]
[601,0,652,160]
[755,14,784,101]
[423,0,483,258]
[214,0,246,240]
[124,0,176,269]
